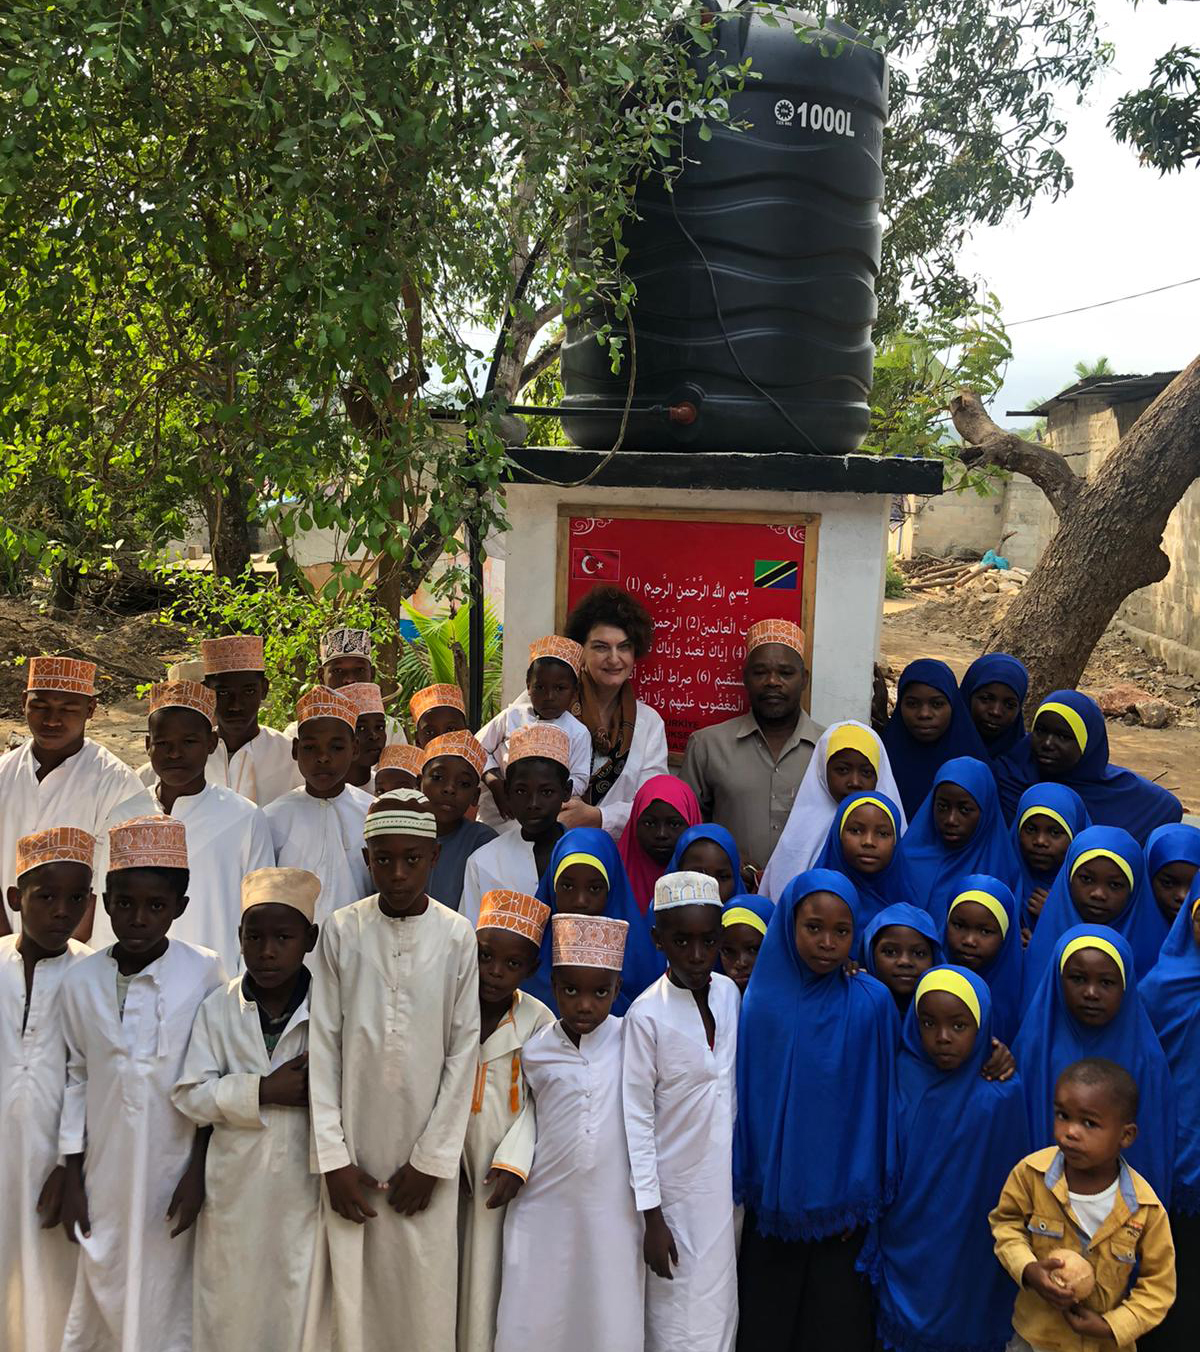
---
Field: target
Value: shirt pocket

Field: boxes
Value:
[1025,1213,1066,1243]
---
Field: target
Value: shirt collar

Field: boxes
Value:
[733,709,822,754]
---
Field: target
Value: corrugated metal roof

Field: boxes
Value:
[1007,371,1180,418]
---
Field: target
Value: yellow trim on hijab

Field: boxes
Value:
[1035,700,1088,754]
[1071,848,1134,891]
[1192,894,1200,919]
[1018,806,1075,839]
[826,724,881,772]
[723,906,768,936]
[1060,934,1126,986]
[915,969,981,1028]
[554,853,609,887]
[949,889,1010,938]
[839,795,896,833]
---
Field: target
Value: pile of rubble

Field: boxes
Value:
[895,552,1030,597]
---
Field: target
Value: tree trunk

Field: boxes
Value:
[50,560,82,616]
[205,460,254,580]
[949,355,1200,708]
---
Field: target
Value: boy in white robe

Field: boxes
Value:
[200,635,301,806]
[264,687,373,923]
[173,866,325,1352]
[477,636,591,828]
[495,914,644,1352]
[309,790,479,1352]
[342,682,388,793]
[1,826,95,1352]
[0,657,142,934]
[98,680,274,971]
[623,871,740,1352]
[58,814,226,1352]
[460,725,571,926]
[410,682,470,747]
[458,890,554,1352]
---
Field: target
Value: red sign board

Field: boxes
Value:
[563,513,815,755]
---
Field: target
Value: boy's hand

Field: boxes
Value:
[37,1164,67,1229]
[260,1053,309,1107]
[386,1162,437,1216]
[1064,1307,1114,1339]
[167,1154,206,1237]
[61,1156,90,1242]
[1027,887,1048,919]
[325,1164,382,1224]
[558,798,602,830]
[484,773,512,820]
[484,1167,524,1210]
[643,1207,679,1280]
[1022,1259,1077,1310]
[982,1038,1016,1081]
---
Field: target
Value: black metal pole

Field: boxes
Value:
[468,515,485,730]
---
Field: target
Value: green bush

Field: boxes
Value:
[885,555,908,600]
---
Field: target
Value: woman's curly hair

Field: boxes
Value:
[564,585,655,659]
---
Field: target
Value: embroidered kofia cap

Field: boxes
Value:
[26,656,97,696]
[108,814,189,871]
[745,619,806,659]
[296,686,357,729]
[15,826,96,880]
[363,789,438,840]
[551,914,628,971]
[148,680,217,726]
[654,869,723,912]
[478,889,551,946]
[528,635,584,674]
[423,731,487,779]
[508,723,570,770]
[167,658,208,684]
[409,683,466,722]
[240,867,321,924]
[319,627,373,663]
[340,682,385,718]
[377,744,426,776]
[201,635,265,676]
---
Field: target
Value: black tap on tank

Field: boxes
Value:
[560,3,888,454]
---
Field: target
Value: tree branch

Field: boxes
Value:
[949,389,1082,517]
[517,334,563,393]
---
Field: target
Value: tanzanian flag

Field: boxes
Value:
[754,559,799,590]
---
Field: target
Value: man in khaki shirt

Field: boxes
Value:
[680,619,823,885]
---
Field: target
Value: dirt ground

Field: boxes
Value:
[881,597,1200,815]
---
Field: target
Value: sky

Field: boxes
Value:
[958,0,1200,423]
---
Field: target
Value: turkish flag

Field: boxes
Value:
[571,547,621,582]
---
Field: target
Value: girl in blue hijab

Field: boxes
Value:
[1022,825,1166,1005]
[864,966,1029,1352]
[735,870,898,1350]
[898,756,1020,926]
[959,652,1029,760]
[1144,822,1200,927]
[527,826,661,1015]
[862,904,944,1013]
[667,822,741,902]
[882,659,989,819]
[940,875,1024,1043]
[1013,925,1175,1201]
[995,689,1182,843]
[1142,882,1200,1347]
[1009,783,1091,934]
[813,790,913,944]
[719,893,774,995]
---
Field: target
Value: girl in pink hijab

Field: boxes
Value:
[618,775,702,913]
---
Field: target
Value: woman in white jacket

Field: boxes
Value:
[559,586,669,840]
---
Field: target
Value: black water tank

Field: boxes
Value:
[560,5,887,453]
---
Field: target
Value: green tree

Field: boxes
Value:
[1074,356,1115,379]
[1110,43,1200,172]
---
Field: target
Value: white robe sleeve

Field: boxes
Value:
[476,709,508,775]
[491,1090,537,1182]
[599,703,670,838]
[172,995,265,1131]
[460,853,485,928]
[308,923,351,1173]
[620,1007,663,1212]
[408,930,480,1180]
[58,977,88,1158]
[243,807,276,873]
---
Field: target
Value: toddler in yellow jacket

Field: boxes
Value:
[990,1058,1174,1351]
